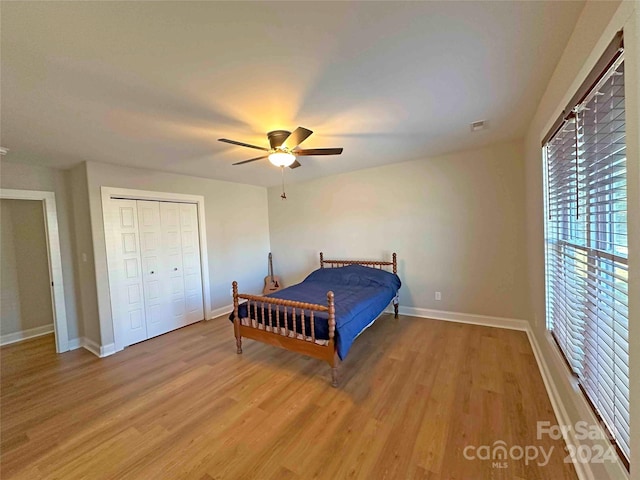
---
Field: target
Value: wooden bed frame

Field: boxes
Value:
[232,252,398,387]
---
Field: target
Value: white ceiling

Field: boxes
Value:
[1,1,585,187]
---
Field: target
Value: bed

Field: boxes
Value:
[231,252,401,387]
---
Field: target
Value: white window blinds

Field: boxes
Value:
[544,52,629,465]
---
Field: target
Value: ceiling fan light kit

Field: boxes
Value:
[268,151,296,167]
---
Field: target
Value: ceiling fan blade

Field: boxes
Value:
[294,148,343,156]
[289,160,302,169]
[232,155,268,165]
[282,127,313,149]
[219,138,269,151]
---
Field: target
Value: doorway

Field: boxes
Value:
[0,189,69,352]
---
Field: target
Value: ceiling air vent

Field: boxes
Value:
[470,120,488,132]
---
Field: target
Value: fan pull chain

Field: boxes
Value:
[280,166,287,200]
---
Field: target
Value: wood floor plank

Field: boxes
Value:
[1,316,578,479]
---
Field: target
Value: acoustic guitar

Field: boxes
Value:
[263,252,282,295]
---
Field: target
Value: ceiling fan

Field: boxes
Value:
[218,127,343,169]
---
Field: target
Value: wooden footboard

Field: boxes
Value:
[232,281,340,387]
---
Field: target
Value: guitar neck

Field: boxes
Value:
[268,253,274,282]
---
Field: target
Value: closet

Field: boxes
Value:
[106,199,204,348]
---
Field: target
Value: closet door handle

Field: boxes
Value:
[174,267,178,271]
[150,271,155,275]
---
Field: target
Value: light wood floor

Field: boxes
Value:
[1,315,577,480]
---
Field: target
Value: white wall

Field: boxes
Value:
[1,201,22,332]
[523,1,639,478]
[0,199,54,334]
[83,161,271,347]
[69,162,100,343]
[0,161,83,340]
[268,140,530,321]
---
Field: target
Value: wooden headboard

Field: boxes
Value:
[319,252,397,275]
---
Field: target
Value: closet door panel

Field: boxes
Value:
[137,200,171,338]
[108,199,147,347]
[179,203,204,323]
[160,202,186,328]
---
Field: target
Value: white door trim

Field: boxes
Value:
[0,189,69,352]
[100,187,211,352]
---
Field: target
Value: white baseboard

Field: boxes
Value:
[82,338,101,357]
[66,337,116,358]
[210,304,234,320]
[388,305,529,331]
[0,324,54,346]
[100,343,116,357]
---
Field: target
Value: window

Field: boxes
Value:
[543,33,629,467]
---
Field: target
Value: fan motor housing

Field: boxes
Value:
[267,130,291,150]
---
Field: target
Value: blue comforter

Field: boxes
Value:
[231,264,401,360]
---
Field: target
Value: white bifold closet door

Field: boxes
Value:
[178,203,204,324]
[109,199,148,347]
[110,199,204,347]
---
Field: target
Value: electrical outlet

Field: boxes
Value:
[435,291,441,301]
